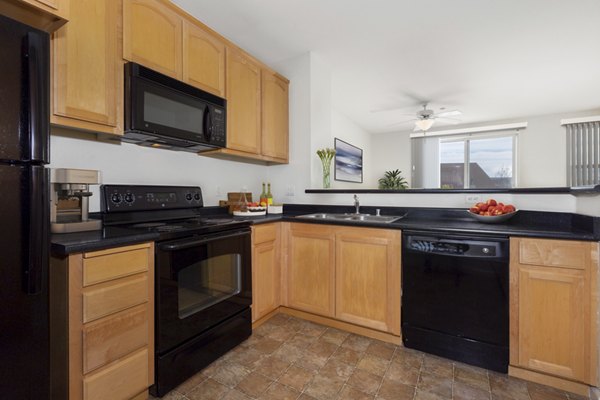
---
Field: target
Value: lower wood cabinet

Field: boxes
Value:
[283,223,401,335]
[510,237,598,386]
[335,227,401,335]
[50,242,154,400]
[251,223,281,322]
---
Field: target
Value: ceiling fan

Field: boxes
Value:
[382,104,462,132]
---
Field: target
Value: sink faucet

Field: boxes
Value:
[354,194,360,214]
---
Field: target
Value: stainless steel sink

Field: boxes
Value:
[296,212,405,224]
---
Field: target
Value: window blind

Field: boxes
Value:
[566,121,600,187]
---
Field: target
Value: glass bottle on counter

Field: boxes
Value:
[260,183,268,205]
[267,183,273,205]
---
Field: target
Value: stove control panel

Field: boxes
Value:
[101,185,203,212]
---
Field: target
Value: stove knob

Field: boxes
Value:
[124,193,134,203]
[185,193,193,201]
[111,193,122,204]
[194,193,201,201]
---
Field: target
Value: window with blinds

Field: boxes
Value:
[565,121,600,187]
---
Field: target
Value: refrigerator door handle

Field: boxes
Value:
[24,31,50,164]
[23,167,49,295]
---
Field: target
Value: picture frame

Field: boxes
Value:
[334,138,363,183]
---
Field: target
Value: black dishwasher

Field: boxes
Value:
[401,231,509,372]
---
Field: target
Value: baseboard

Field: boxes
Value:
[509,366,591,397]
[251,308,280,329]
[278,307,402,345]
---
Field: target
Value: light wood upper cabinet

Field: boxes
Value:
[252,224,281,322]
[261,70,289,161]
[183,20,225,97]
[510,237,598,386]
[335,227,401,335]
[123,0,182,79]
[226,47,261,154]
[9,0,69,30]
[286,223,336,317]
[51,0,121,134]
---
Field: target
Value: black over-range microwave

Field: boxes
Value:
[123,62,226,152]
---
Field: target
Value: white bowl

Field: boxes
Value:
[467,209,518,224]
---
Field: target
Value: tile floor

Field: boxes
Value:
[150,314,589,400]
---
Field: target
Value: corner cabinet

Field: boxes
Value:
[509,237,598,387]
[51,0,123,135]
[123,0,182,79]
[50,243,155,400]
[251,223,281,322]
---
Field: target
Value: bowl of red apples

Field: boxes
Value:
[467,199,517,223]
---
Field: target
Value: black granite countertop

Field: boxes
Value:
[51,205,599,255]
[51,226,159,256]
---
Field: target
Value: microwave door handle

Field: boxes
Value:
[159,230,249,251]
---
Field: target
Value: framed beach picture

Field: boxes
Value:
[334,138,363,183]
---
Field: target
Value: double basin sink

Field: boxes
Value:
[296,212,405,224]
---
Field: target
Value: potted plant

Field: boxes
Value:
[378,169,408,190]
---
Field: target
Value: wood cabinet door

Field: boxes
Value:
[252,241,280,322]
[52,0,120,131]
[123,0,182,79]
[226,47,261,154]
[514,265,586,381]
[261,70,289,161]
[335,227,401,334]
[287,224,335,317]
[510,237,597,385]
[183,20,225,97]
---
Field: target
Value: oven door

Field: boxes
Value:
[155,228,251,354]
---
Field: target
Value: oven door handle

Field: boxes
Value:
[159,229,250,251]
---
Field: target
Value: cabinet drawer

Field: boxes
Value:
[83,274,148,323]
[83,245,150,286]
[518,238,589,270]
[254,223,277,244]
[83,304,149,374]
[83,348,149,400]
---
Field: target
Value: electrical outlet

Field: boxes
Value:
[465,195,481,203]
[286,185,295,196]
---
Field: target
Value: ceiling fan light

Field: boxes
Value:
[415,119,435,131]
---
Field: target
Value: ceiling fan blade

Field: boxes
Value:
[436,116,462,122]
[386,119,416,127]
[435,110,462,118]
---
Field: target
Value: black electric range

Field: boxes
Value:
[101,185,253,397]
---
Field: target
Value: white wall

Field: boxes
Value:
[370,131,412,188]
[50,129,269,211]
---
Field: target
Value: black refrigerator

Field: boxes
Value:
[0,13,51,399]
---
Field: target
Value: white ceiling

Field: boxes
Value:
[173,0,600,133]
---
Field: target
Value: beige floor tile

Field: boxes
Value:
[392,347,424,370]
[319,358,355,380]
[308,338,340,358]
[347,368,383,395]
[338,384,375,399]
[422,355,454,379]
[187,378,230,400]
[295,351,329,371]
[304,373,345,400]
[300,321,329,337]
[253,355,292,380]
[252,336,284,355]
[527,382,569,400]
[453,381,492,400]
[321,328,351,346]
[489,373,530,400]
[278,365,315,392]
[259,382,300,400]
[454,363,490,392]
[330,346,363,366]
[366,340,396,361]
[211,362,251,388]
[377,377,416,400]
[413,389,450,400]
[222,389,252,400]
[342,334,373,353]
[235,371,274,398]
[271,343,306,363]
[417,371,452,398]
[385,362,420,386]
[227,347,264,369]
[287,332,317,349]
[356,353,390,377]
